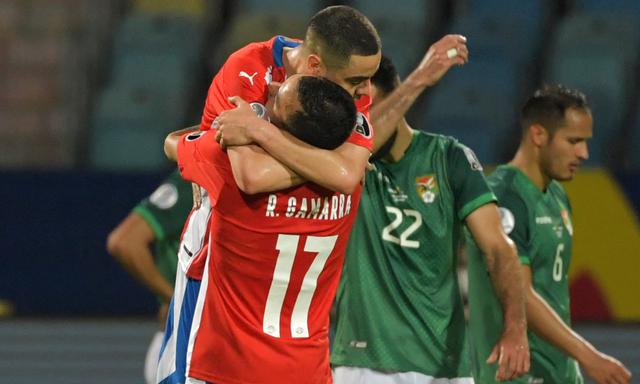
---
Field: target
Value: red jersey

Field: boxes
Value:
[177,130,364,384]
[185,36,373,280]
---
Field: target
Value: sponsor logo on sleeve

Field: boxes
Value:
[149,183,179,209]
[353,112,372,139]
[499,207,515,234]
[186,131,206,141]
[462,146,483,171]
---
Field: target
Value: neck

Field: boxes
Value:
[383,119,413,163]
[509,145,550,191]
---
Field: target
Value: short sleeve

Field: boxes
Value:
[345,95,373,152]
[133,171,193,241]
[447,141,497,221]
[177,130,228,203]
[200,51,271,131]
[495,191,532,265]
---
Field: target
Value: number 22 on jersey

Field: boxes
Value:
[263,234,338,338]
[382,207,423,248]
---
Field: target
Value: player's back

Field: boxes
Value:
[184,133,362,384]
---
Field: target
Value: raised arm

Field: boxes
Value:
[466,203,530,381]
[370,35,468,153]
[522,266,631,384]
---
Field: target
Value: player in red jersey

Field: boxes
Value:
[166,74,357,384]
[156,7,382,384]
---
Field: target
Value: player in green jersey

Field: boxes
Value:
[466,84,632,384]
[331,55,530,383]
[107,170,193,384]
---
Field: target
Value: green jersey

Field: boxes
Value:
[331,131,496,378]
[466,165,582,384]
[132,170,193,294]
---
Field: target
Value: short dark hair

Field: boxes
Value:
[371,55,401,96]
[521,84,590,136]
[282,76,357,150]
[305,6,381,69]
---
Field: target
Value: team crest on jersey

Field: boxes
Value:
[561,209,573,236]
[353,112,372,139]
[415,174,438,204]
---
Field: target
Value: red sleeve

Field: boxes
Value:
[177,131,228,203]
[347,94,373,152]
[200,49,271,131]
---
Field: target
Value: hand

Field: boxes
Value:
[215,96,268,147]
[582,350,631,384]
[192,183,202,209]
[409,34,469,88]
[487,325,530,381]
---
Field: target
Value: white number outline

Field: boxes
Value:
[552,243,565,282]
[263,234,337,338]
[381,207,422,249]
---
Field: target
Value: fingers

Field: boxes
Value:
[268,81,282,97]
[227,95,248,107]
[487,344,499,364]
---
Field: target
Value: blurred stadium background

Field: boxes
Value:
[0,0,638,382]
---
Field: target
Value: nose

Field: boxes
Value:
[354,81,371,98]
[577,141,589,161]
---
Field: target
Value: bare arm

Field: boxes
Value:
[228,145,304,194]
[106,213,173,303]
[164,127,198,162]
[370,34,468,153]
[466,203,529,381]
[216,97,368,195]
[523,266,631,384]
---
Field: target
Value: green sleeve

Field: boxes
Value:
[447,141,497,221]
[494,190,533,265]
[133,171,193,241]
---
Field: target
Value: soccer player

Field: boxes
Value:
[165,74,357,384]
[106,171,193,384]
[466,85,632,384]
[330,56,530,383]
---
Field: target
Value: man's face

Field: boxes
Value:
[267,74,304,128]
[322,52,381,99]
[540,107,592,181]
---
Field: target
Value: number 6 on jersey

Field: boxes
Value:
[263,234,338,338]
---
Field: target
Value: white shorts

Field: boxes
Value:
[332,366,475,384]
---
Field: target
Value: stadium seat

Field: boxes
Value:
[211,14,307,70]
[455,0,548,36]
[89,84,178,170]
[112,12,204,64]
[353,0,441,77]
[447,14,540,68]
[572,0,640,16]
[552,14,640,70]
[133,0,210,19]
[236,0,322,19]
[418,66,519,165]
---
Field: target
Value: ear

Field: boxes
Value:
[306,54,326,76]
[530,124,549,147]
